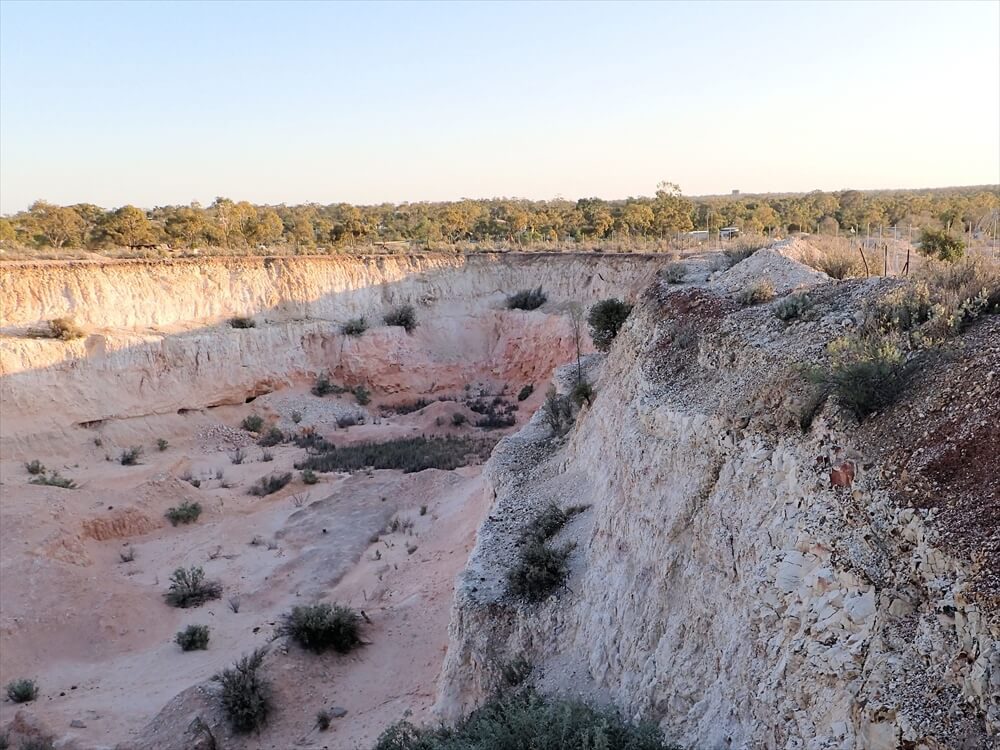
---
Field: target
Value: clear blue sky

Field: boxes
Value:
[1,0,997,212]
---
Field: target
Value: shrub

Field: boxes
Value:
[49,317,84,340]
[290,409,303,424]
[517,384,534,401]
[229,316,256,329]
[248,472,292,496]
[241,414,264,433]
[662,263,686,284]
[342,317,368,336]
[230,448,246,465]
[296,435,497,474]
[918,228,965,262]
[373,689,672,750]
[119,446,143,465]
[337,413,363,429]
[587,299,633,352]
[5,678,38,703]
[119,546,136,563]
[353,385,371,406]
[260,449,273,462]
[723,244,764,267]
[476,411,516,429]
[738,279,775,305]
[29,471,77,489]
[258,427,284,447]
[312,372,334,396]
[316,709,332,730]
[384,304,417,333]
[164,566,222,608]
[166,501,202,526]
[812,249,860,279]
[506,287,546,310]
[915,257,1000,338]
[277,603,362,654]
[17,740,55,750]
[175,624,210,651]
[570,380,594,407]
[301,468,319,485]
[816,336,912,421]
[774,291,814,321]
[451,412,467,426]
[508,503,587,602]
[24,460,45,475]
[156,438,169,451]
[215,648,271,734]
[542,389,575,437]
[385,398,432,415]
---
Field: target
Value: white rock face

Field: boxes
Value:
[437,253,997,749]
[0,253,661,451]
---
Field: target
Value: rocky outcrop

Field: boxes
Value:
[438,249,998,749]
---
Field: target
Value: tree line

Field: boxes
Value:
[1,184,996,251]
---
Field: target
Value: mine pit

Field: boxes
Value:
[0,252,659,748]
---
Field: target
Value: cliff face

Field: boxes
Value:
[0,253,660,450]
[438,249,998,749]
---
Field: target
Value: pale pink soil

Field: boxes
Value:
[0,385,540,748]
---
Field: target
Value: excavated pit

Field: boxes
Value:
[0,252,663,749]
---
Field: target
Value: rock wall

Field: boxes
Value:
[0,253,662,449]
[438,252,998,749]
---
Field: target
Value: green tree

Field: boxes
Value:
[100,205,155,247]
[917,228,965,262]
[651,182,694,235]
[28,200,86,248]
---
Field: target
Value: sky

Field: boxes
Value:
[0,0,998,213]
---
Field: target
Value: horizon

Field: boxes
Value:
[1,0,998,213]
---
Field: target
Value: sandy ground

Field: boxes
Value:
[0,384,538,748]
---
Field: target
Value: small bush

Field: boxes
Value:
[812,250,860,279]
[587,299,633,352]
[260,449,274,462]
[570,380,594,407]
[372,689,671,750]
[316,709,332,730]
[663,263,686,284]
[452,412,467,426]
[258,427,284,447]
[156,438,169,451]
[774,291,814,321]
[290,409,303,424]
[229,316,256,329]
[24,460,45,475]
[164,566,222,608]
[49,317,84,340]
[119,546,136,563]
[385,398,432,415]
[29,471,77,489]
[353,385,371,406]
[337,413,363,429]
[384,304,417,333]
[517,384,534,401]
[301,468,319,484]
[175,624,210,651]
[166,501,202,526]
[119,446,143,465]
[296,435,496,474]
[542,389,575,437]
[17,740,56,750]
[918,228,965,262]
[230,447,246,465]
[506,287,546,310]
[277,603,362,654]
[723,244,763,267]
[248,472,292,496]
[215,648,271,734]
[508,503,587,601]
[342,317,368,337]
[476,411,516,429]
[5,678,38,703]
[816,336,912,421]
[241,414,264,433]
[738,279,775,305]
